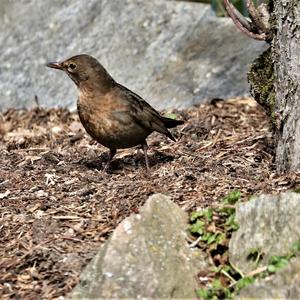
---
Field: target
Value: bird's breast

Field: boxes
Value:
[77,95,151,149]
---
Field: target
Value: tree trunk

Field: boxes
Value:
[247,0,300,172]
[225,0,300,171]
[272,0,300,171]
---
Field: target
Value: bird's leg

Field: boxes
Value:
[103,148,116,171]
[141,141,150,172]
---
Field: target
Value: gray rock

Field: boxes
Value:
[69,193,208,299]
[236,257,300,299]
[229,192,300,273]
[0,0,266,112]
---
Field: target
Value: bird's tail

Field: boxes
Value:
[162,117,184,128]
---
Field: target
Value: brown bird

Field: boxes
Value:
[46,54,183,171]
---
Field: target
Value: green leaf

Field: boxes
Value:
[189,219,205,234]
[190,208,213,222]
[196,288,210,299]
[268,255,289,273]
[164,113,178,120]
[220,207,236,215]
[225,214,239,231]
[211,279,223,289]
[275,258,289,269]
[201,232,210,242]
[222,190,241,205]
[235,276,255,290]
[216,232,226,244]
[267,264,277,273]
[203,208,213,222]
[291,242,300,254]
[190,211,203,222]
[207,233,218,245]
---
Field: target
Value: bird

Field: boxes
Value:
[46,54,183,171]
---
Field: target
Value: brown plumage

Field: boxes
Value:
[46,54,183,171]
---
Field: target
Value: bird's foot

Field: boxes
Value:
[101,149,116,173]
[141,142,151,173]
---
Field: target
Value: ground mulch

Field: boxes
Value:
[1,97,299,299]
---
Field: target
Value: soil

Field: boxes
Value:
[1,98,299,299]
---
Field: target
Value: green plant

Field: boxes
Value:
[189,190,242,298]
[267,242,300,273]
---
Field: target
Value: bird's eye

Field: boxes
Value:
[69,63,77,70]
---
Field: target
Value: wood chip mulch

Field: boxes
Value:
[1,97,299,299]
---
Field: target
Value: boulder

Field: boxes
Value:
[69,193,208,299]
[0,0,266,111]
[229,192,300,273]
[236,257,300,299]
[229,192,300,299]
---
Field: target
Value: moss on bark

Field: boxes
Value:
[247,47,276,127]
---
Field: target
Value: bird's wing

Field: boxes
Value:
[116,84,175,140]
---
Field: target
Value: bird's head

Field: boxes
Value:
[46,54,115,92]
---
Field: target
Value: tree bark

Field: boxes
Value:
[225,0,300,171]
[272,0,300,171]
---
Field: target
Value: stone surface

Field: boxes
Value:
[229,192,300,273]
[236,257,300,299]
[0,0,266,112]
[69,193,208,299]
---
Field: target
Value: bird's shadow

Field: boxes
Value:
[79,150,174,172]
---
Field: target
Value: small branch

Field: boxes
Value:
[224,0,252,32]
[221,269,237,284]
[258,4,271,31]
[245,265,268,277]
[246,0,269,33]
[223,0,266,41]
[230,261,245,278]
[189,235,202,248]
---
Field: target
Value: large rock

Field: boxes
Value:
[236,257,300,299]
[0,0,266,111]
[229,192,300,273]
[229,192,300,299]
[69,194,208,299]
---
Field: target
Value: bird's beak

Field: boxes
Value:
[46,61,63,70]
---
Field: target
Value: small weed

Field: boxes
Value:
[266,242,300,274]
[267,256,289,273]
[222,189,241,205]
[189,190,242,299]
